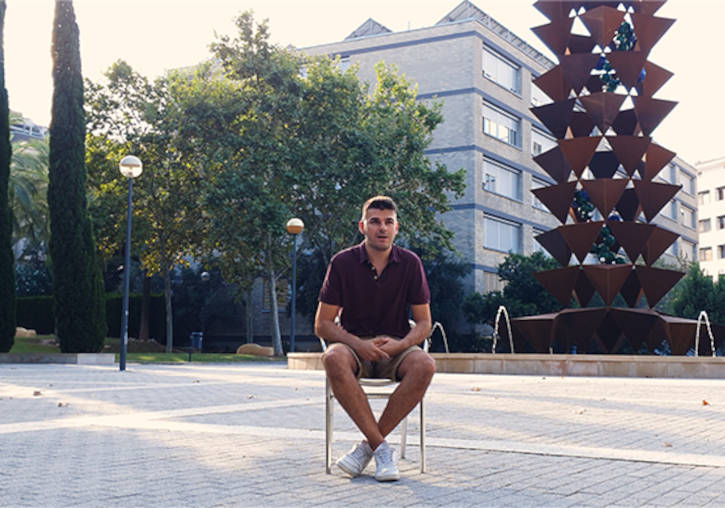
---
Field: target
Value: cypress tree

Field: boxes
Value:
[48,0,106,352]
[0,0,14,353]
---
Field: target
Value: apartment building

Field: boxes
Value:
[696,157,725,279]
[303,1,697,294]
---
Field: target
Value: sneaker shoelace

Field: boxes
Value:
[377,445,393,464]
[352,444,370,462]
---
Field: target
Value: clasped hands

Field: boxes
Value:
[355,335,404,362]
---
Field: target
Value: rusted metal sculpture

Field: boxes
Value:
[509,0,723,355]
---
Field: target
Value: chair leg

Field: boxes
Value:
[400,415,408,459]
[420,397,425,473]
[325,378,333,474]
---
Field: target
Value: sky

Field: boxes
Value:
[4,0,724,166]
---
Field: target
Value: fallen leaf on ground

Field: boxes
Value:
[664,442,672,447]
[702,400,710,406]
[471,387,481,392]
[32,391,42,396]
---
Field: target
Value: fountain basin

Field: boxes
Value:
[287,352,725,378]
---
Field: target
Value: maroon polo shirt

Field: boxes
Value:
[318,242,430,339]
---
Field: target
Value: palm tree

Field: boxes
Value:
[8,112,49,259]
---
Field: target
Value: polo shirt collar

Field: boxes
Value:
[356,241,400,264]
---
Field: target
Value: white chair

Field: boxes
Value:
[321,321,447,474]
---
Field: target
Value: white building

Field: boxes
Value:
[696,157,725,280]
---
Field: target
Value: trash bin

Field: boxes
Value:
[188,332,203,361]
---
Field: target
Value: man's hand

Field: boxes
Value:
[377,336,407,357]
[354,337,391,362]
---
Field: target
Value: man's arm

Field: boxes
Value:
[314,302,390,361]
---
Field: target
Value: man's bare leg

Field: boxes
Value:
[322,344,385,449]
[377,350,435,438]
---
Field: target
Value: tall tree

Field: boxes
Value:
[85,61,205,351]
[0,0,14,352]
[48,0,106,352]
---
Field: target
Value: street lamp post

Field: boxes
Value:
[118,155,143,371]
[286,218,304,353]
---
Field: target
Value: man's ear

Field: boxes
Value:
[358,220,365,235]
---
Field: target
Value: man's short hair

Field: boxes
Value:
[361,195,397,220]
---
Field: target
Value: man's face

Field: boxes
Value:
[359,207,398,252]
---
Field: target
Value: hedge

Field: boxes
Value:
[16,294,166,340]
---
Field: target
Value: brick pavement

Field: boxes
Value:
[1,363,725,507]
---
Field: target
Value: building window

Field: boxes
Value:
[663,200,677,220]
[718,215,725,230]
[698,190,711,205]
[717,187,725,201]
[719,245,725,259]
[699,218,711,233]
[483,158,521,200]
[482,47,521,94]
[484,215,522,253]
[679,173,695,195]
[483,271,505,292]
[532,128,556,156]
[483,102,521,147]
[699,247,713,262]
[531,177,549,210]
[338,56,350,72]
[532,228,550,256]
[658,163,676,184]
[681,240,696,262]
[531,82,550,107]
[681,205,696,228]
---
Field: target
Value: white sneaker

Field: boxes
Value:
[373,441,400,482]
[336,441,373,477]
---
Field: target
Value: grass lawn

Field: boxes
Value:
[8,336,283,363]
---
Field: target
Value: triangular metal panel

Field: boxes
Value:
[614,188,641,222]
[632,180,680,222]
[570,111,596,138]
[610,308,659,352]
[606,221,655,263]
[534,145,574,184]
[531,181,578,224]
[579,6,626,48]
[568,33,598,54]
[606,51,648,89]
[560,53,602,93]
[532,99,576,139]
[611,108,640,136]
[580,92,627,133]
[532,18,575,56]
[580,179,628,218]
[589,151,620,179]
[573,270,596,307]
[535,229,573,267]
[558,136,602,178]
[618,270,644,307]
[641,142,676,181]
[633,96,677,136]
[511,314,557,353]
[642,226,679,265]
[631,12,675,55]
[596,312,624,353]
[533,65,571,103]
[558,221,605,263]
[636,265,684,307]
[606,135,651,175]
[582,264,633,306]
[636,60,674,99]
[534,266,580,307]
[634,0,666,16]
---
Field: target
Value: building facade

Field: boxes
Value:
[695,157,725,280]
[304,1,697,295]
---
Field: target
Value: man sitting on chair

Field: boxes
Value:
[314,195,435,482]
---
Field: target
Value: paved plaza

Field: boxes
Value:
[2,362,725,507]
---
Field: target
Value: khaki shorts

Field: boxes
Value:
[337,338,422,381]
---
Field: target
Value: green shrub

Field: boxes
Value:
[15,296,55,334]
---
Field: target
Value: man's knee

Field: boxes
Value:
[322,344,356,377]
[400,351,435,382]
